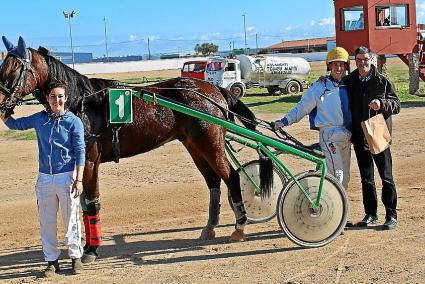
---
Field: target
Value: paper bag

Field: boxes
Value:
[361,113,392,154]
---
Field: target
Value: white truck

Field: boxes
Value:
[181,55,311,98]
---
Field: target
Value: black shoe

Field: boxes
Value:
[43,259,60,277]
[356,214,378,227]
[71,258,83,275]
[382,217,397,230]
[345,221,355,228]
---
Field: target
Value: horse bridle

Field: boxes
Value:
[0,54,37,114]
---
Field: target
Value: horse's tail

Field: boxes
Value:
[218,87,273,199]
[218,87,256,131]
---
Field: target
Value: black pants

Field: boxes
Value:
[353,143,397,219]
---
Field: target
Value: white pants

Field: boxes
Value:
[319,127,352,190]
[35,171,83,261]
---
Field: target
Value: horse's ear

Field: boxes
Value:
[2,36,14,51]
[16,36,27,58]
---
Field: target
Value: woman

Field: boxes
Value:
[272,47,352,190]
[0,79,85,276]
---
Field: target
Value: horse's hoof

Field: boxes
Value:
[230,229,246,242]
[200,227,216,240]
[81,253,97,264]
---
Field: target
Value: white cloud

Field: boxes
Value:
[148,35,160,41]
[318,17,335,26]
[128,34,139,41]
[247,26,255,32]
[310,20,316,26]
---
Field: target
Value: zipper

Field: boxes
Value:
[48,120,55,175]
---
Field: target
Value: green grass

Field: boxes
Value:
[0,129,36,140]
[121,77,170,85]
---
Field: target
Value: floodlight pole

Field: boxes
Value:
[63,10,76,69]
[242,13,247,54]
[104,16,110,62]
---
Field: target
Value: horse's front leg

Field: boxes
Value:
[80,141,102,263]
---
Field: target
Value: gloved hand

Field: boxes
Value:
[271,120,285,131]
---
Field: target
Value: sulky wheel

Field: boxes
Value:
[276,171,348,247]
[229,160,286,223]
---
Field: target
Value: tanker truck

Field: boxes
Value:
[181,55,310,98]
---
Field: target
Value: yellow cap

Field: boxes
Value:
[326,47,350,64]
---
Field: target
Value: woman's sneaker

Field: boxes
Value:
[71,258,83,275]
[43,260,60,277]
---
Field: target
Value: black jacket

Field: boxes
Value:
[344,66,400,144]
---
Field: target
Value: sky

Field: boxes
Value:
[2,0,425,58]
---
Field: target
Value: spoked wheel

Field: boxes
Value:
[276,171,348,247]
[229,160,286,223]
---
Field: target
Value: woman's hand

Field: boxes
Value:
[71,180,83,198]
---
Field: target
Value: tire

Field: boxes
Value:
[267,87,281,96]
[285,80,301,95]
[228,160,287,223]
[230,84,244,99]
[276,171,349,247]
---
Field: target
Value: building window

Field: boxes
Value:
[341,6,364,31]
[376,5,408,28]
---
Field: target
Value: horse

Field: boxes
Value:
[0,36,273,261]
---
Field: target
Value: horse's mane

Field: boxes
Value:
[33,47,122,113]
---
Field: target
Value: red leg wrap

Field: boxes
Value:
[88,214,102,246]
[83,213,91,245]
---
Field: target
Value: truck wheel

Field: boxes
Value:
[267,87,281,96]
[230,84,244,99]
[285,80,302,95]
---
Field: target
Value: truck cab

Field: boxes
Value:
[206,58,246,98]
[181,60,208,80]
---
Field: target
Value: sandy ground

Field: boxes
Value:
[1,97,425,283]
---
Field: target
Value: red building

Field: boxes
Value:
[334,0,417,54]
[334,0,423,94]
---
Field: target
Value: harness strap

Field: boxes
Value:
[111,125,122,163]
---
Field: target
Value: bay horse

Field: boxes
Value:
[0,37,273,261]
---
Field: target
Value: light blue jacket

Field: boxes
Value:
[5,110,85,174]
[281,76,352,130]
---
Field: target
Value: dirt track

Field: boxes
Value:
[1,103,425,284]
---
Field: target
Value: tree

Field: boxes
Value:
[194,43,219,55]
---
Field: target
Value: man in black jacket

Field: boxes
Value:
[345,46,400,230]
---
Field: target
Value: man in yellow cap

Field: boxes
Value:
[272,47,352,190]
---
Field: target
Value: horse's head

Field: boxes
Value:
[0,36,44,115]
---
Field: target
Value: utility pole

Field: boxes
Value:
[147,37,151,60]
[242,13,247,54]
[63,10,76,69]
[103,16,109,62]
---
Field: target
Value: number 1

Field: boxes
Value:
[115,94,125,119]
